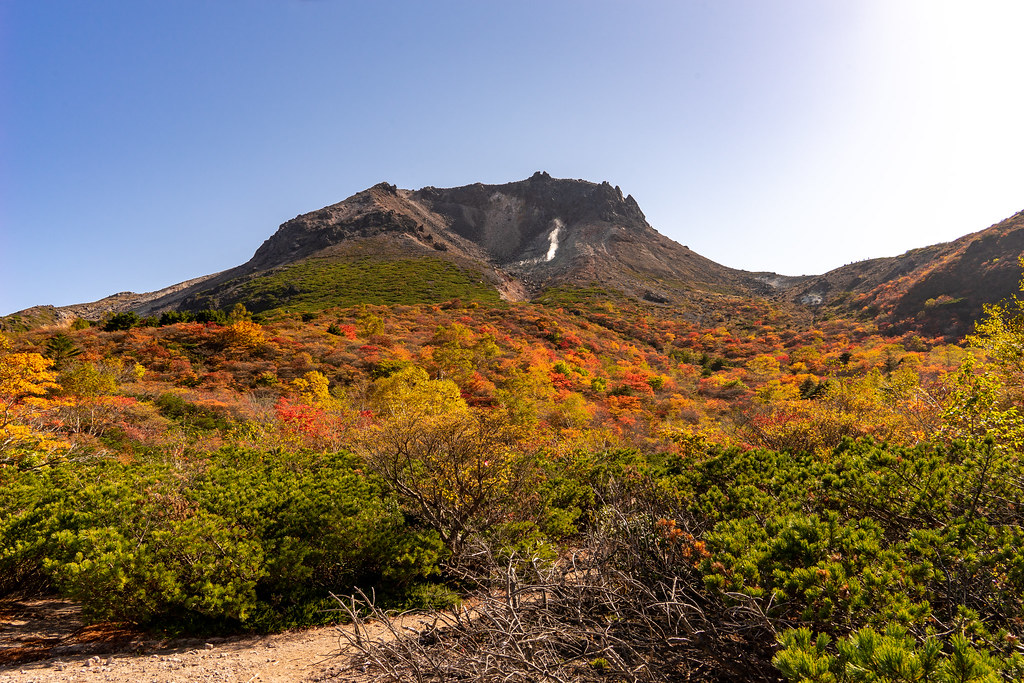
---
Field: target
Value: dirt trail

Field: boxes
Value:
[0,597,374,683]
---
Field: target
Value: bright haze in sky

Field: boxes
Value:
[2,1,1023,314]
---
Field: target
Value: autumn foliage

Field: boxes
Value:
[1,280,1024,678]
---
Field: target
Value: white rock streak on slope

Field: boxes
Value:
[511,218,565,268]
[546,219,563,262]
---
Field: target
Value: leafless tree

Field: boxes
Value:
[328,493,782,682]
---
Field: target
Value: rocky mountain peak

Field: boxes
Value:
[148,173,759,315]
[19,174,1019,342]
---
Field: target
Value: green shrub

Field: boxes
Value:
[774,625,1021,682]
[221,257,501,313]
[649,439,1024,678]
[103,311,140,331]
[0,448,445,631]
[154,392,230,432]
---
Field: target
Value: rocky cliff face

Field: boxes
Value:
[402,172,765,299]
[413,172,649,264]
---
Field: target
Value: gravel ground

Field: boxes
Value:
[0,597,373,683]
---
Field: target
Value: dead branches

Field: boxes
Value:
[329,508,781,682]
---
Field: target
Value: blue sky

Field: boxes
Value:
[3,1,1023,314]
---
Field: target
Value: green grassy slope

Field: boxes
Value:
[186,256,503,314]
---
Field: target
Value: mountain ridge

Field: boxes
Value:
[5,174,1022,339]
[787,208,1024,336]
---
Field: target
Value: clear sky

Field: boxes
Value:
[2,1,1023,315]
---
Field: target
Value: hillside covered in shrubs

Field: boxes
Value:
[3,275,1024,680]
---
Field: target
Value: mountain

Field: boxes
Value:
[787,209,1024,337]
[167,171,778,312]
[7,173,772,328]
[4,174,1022,339]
